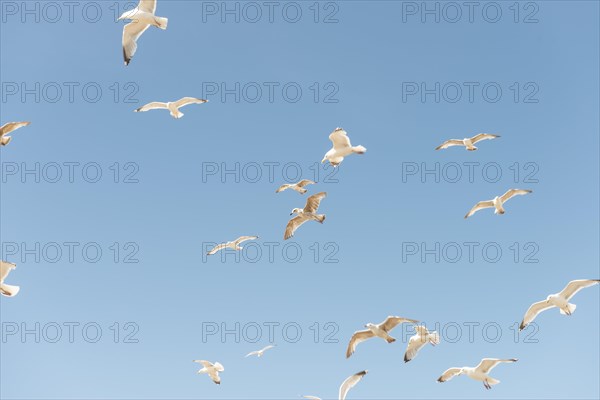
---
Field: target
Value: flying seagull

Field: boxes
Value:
[465,189,532,219]
[322,128,366,167]
[404,325,440,363]
[0,261,20,297]
[0,121,30,146]
[134,97,208,119]
[118,0,168,65]
[339,370,367,400]
[301,396,322,400]
[435,133,500,151]
[206,236,259,256]
[245,345,276,358]
[437,358,517,390]
[193,360,224,384]
[284,192,327,240]
[276,179,316,195]
[346,316,419,358]
[520,279,600,330]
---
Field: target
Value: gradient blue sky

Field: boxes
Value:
[1,1,599,399]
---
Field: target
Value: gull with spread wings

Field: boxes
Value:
[193,360,224,384]
[135,97,208,119]
[321,128,366,167]
[245,345,276,358]
[276,179,316,195]
[437,358,517,390]
[1,122,30,146]
[206,236,259,256]
[284,192,327,240]
[346,316,418,358]
[520,279,600,330]
[465,189,532,219]
[404,325,440,363]
[118,0,168,65]
[436,133,500,151]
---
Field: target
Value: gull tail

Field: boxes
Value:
[317,214,326,223]
[560,303,576,315]
[0,283,20,297]
[1,136,12,146]
[487,378,500,386]
[155,16,168,29]
[299,188,308,194]
[386,337,396,343]
[171,110,184,119]
[352,145,367,154]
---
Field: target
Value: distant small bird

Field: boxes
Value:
[276,179,316,195]
[118,0,168,65]
[0,261,20,297]
[193,360,224,384]
[135,97,208,119]
[322,128,366,167]
[206,236,259,255]
[404,325,440,363]
[437,358,517,390]
[520,279,600,330]
[346,316,419,358]
[301,396,322,400]
[245,345,276,358]
[284,192,327,240]
[435,133,500,151]
[0,121,30,146]
[465,189,532,219]
[339,370,367,400]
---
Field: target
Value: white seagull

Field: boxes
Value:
[436,133,500,151]
[346,316,419,358]
[0,261,20,297]
[322,128,366,167]
[520,279,600,330]
[135,97,208,119]
[437,358,517,390]
[118,0,168,65]
[193,360,224,384]
[276,179,316,195]
[339,370,367,400]
[206,236,259,256]
[465,189,532,219]
[404,325,440,363]
[284,192,327,240]
[245,345,276,358]
[1,121,30,146]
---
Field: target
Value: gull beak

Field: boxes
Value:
[321,158,326,164]
[290,212,293,215]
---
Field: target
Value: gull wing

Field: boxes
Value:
[135,102,168,112]
[329,128,351,151]
[559,279,600,301]
[470,133,500,144]
[464,200,494,219]
[122,21,151,65]
[378,315,419,333]
[303,192,327,213]
[173,97,208,109]
[284,215,309,240]
[345,330,375,358]
[435,139,464,150]
[437,367,462,382]
[0,122,30,136]
[475,358,517,374]
[500,189,532,203]
[520,300,554,330]
[338,370,367,400]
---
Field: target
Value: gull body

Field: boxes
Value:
[135,97,208,119]
[276,179,315,195]
[193,360,224,384]
[284,192,327,240]
[346,316,419,358]
[245,344,275,358]
[437,358,517,390]
[0,122,30,146]
[520,279,600,330]
[118,0,168,65]
[436,133,499,151]
[0,261,20,297]
[465,189,532,219]
[322,128,366,167]
[207,236,259,256]
[404,326,440,362]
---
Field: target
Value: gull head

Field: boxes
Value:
[365,323,375,329]
[290,208,303,215]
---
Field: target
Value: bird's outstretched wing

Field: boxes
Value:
[284,215,309,240]
[173,97,208,109]
[234,236,258,245]
[435,139,464,150]
[437,367,462,382]
[135,102,168,112]
[345,330,374,358]
[304,192,327,213]
[207,243,227,255]
[558,279,600,301]
[470,133,500,144]
[500,189,532,203]
[338,370,367,400]
[464,200,494,219]
[379,316,419,333]
[520,300,554,330]
[0,122,30,136]
[122,21,151,65]
[329,128,351,150]
[475,358,517,374]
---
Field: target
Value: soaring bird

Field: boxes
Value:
[0,261,20,297]
[520,279,600,330]
[284,192,327,240]
[193,360,224,384]
[339,370,367,400]
[346,316,418,358]
[206,236,259,256]
[436,133,500,151]
[438,358,517,390]
[134,97,208,119]
[465,189,532,219]
[245,345,276,358]
[276,179,316,195]
[118,0,168,65]
[322,128,366,167]
[404,325,440,363]
[0,121,30,146]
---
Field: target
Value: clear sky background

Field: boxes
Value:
[1,1,599,399]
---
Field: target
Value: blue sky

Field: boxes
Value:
[1,1,599,399]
